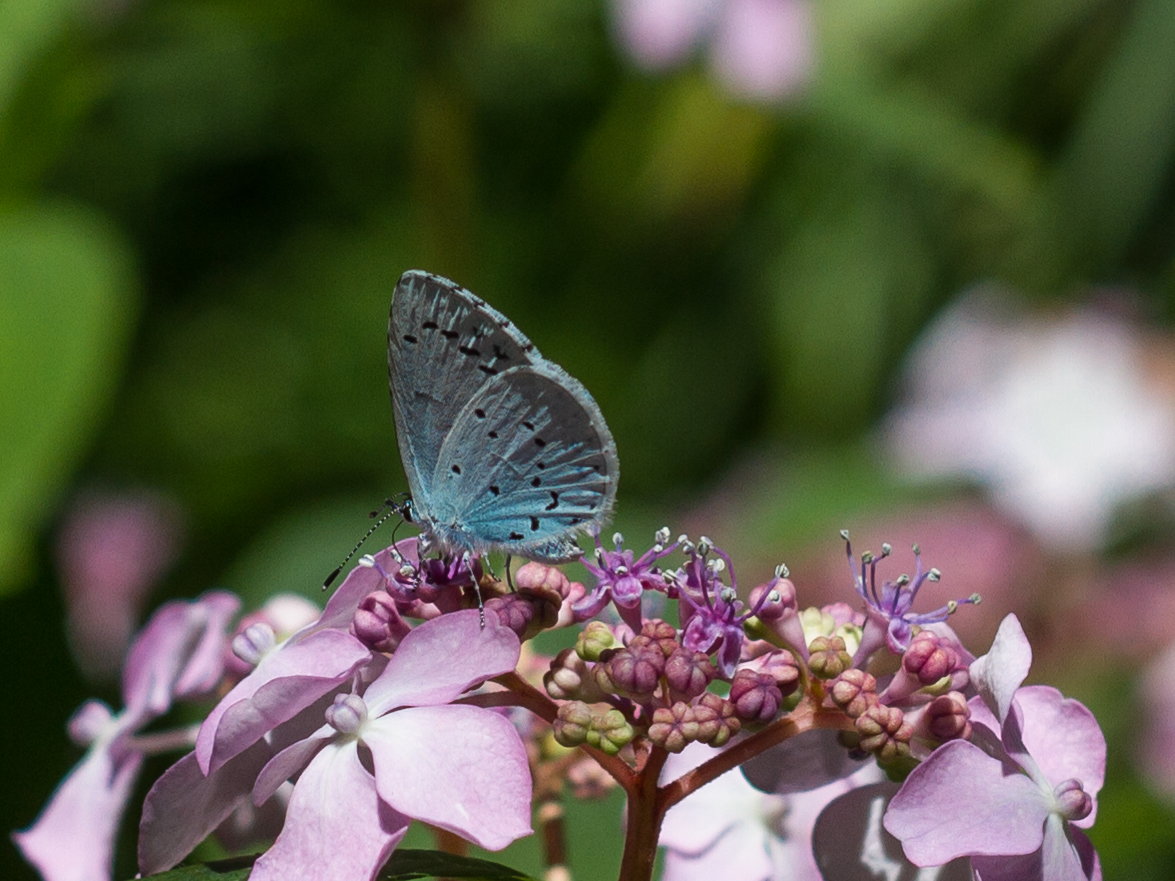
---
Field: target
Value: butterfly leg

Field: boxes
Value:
[463,551,486,627]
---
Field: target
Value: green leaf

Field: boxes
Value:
[139,854,253,881]
[0,0,77,123]
[379,849,539,881]
[0,203,136,592]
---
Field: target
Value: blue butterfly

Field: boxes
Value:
[388,270,619,564]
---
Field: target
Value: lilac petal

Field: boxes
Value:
[363,610,520,715]
[659,744,758,854]
[813,781,972,881]
[742,729,866,795]
[123,592,239,719]
[14,742,142,881]
[196,628,371,774]
[973,820,1099,881]
[310,544,402,632]
[250,742,409,881]
[884,740,1049,864]
[570,587,612,621]
[971,613,1033,723]
[1014,686,1105,828]
[716,630,743,680]
[138,740,275,874]
[172,591,240,699]
[365,704,532,850]
[254,728,334,806]
[662,817,776,881]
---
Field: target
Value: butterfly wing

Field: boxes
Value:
[388,271,540,509]
[427,362,619,562]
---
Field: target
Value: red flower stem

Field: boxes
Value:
[616,745,668,881]
[492,671,637,787]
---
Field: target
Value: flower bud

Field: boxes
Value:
[606,645,664,700]
[553,701,594,747]
[231,622,277,669]
[694,692,740,746]
[634,619,680,657]
[729,670,783,724]
[807,635,853,679]
[68,700,114,747]
[855,703,912,763]
[587,708,635,756]
[544,648,605,701]
[1053,778,1093,822]
[751,650,801,697]
[920,691,971,742]
[515,561,570,597]
[578,621,617,661]
[830,669,877,719]
[664,649,714,702]
[325,693,368,735]
[902,631,960,686]
[351,591,411,652]
[647,702,698,753]
[484,593,536,640]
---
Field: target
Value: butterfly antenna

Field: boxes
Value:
[321,499,404,590]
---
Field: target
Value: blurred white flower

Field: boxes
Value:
[659,741,879,881]
[611,0,814,102]
[884,288,1175,552]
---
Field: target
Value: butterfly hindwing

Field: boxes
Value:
[427,364,618,560]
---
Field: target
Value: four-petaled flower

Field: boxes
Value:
[15,591,239,881]
[573,529,676,630]
[884,614,1105,881]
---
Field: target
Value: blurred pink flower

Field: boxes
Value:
[57,490,184,680]
[885,289,1175,552]
[659,741,879,881]
[611,0,814,101]
[1138,639,1175,801]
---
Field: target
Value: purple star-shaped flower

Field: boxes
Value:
[672,539,781,679]
[884,614,1105,881]
[843,532,979,659]
[14,591,239,881]
[246,609,531,880]
[573,529,676,630]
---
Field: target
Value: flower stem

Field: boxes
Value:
[616,746,668,881]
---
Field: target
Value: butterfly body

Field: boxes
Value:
[389,270,618,563]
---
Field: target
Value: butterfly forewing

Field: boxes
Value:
[389,271,539,506]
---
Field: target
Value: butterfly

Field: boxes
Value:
[388,270,619,564]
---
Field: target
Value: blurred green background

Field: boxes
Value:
[4,0,1175,878]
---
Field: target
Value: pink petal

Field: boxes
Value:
[250,743,409,881]
[364,704,532,850]
[884,740,1049,865]
[196,628,370,774]
[970,613,1033,723]
[662,817,777,881]
[253,728,333,806]
[742,729,864,794]
[122,591,239,719]
[14,743,142,881]
[972,820,1100,881]
[137,741,275,874]
[659,744,760,854]
[710,0,814,101]
[362,610,520,715]
[1015,686,1105,828]
[309,544,400,633]
[611,0,719,69]
[173,591,240,699]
